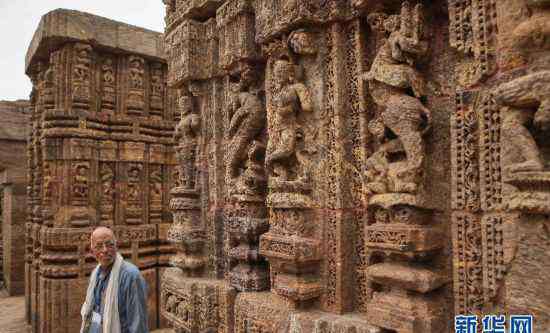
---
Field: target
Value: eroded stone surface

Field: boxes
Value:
[24,9,176,333]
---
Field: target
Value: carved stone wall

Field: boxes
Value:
[450,0,550,329]
[0,100,30,296]
[24,9,176,333]
[161,0,550,332]
[160,0,448,332]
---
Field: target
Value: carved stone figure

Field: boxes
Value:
[362,2,431,194]
[266,59,313,182]
[226,66,266,197]
[494,71,550,175]
[174,93,201,190]
[72,163,89,200]
[101,58,116,111]
[127,55,146,114]
[72,43,92,107]
[100,163,115,198]
[151,62,165,117]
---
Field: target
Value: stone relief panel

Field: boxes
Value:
[127,55,146,116]
[157,0,550,332]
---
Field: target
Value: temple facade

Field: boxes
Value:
[159,0,550,332]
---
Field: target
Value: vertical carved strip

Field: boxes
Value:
[452,90,483,316]
[452,91,480,212]
[482,213,505,304]
[478,93,502,211]
[452,211,484,315]
[320,23,338,313]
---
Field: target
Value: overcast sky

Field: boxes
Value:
[0,0,166,101]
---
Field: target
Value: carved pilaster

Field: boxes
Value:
[259,54,321,307]
[168,89,205,276]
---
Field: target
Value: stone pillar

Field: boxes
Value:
[24,9,176,332]
[161,3,238,333]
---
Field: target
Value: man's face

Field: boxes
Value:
[90,230,117,268]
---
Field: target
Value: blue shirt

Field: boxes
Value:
[88,260,149,333]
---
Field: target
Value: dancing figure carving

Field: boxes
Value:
[266,59,313,182]
[362,2,431,194]
[174,93,201,190]
[226,67,267,196]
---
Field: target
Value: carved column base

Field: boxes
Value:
[235,292,383,333]
[271,267,322,303]
[365,193,447,333]
[161,268,236,333]
[168,187,204,277]
[366,289,445,333]
[504,171,550,214]
[261,233,323,304]
[226,197,269,291]
[229,263,270,292]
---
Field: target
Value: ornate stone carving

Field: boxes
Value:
[99,162,115,224]
[226,66,266,198]
[25,10,175,332]
[224,65,270,292]
[217,0,259,70]
[494,71,550,213]
[174,92,201,191]
[266,58,314,188]
[362,2,431,195]
[127,55,146,115]
[161,269,236,333]
[260,48,321,306]
[101,57,117,113]
[149,165,164,224]
[448,0,497,85]
[126,163,144,224]
[168,88,205,275]
[72,43,93,110]
[151,62,165,117]
[364,196,446,333]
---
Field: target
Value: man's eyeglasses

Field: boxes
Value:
[92,240,116,251]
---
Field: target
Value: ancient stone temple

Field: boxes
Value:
[24,9,176,332]
[0,100,30,296]
[159,0,550,332]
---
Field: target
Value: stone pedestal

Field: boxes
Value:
[260,185,322,308]
[162,268,236,333]
[226,195,269,291]
[168,187,205,277]
[365,193,446,333]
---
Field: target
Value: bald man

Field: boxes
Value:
[80,227,149,333]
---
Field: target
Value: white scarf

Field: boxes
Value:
[80,253,123,333]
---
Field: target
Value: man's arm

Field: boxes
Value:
[123,269,149,333]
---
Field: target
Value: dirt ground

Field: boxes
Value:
[0,293,173,333]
